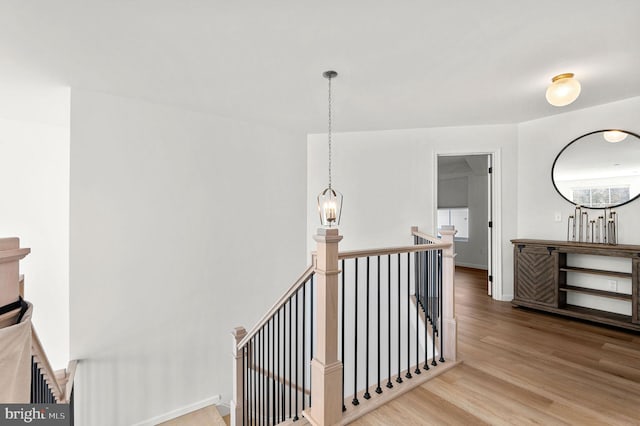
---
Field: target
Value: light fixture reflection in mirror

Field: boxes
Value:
[552,129,640,209]
[603,130,628,143]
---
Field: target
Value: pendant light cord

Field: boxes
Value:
[328,74,332,190]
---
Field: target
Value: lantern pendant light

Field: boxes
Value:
[317,70,343,227]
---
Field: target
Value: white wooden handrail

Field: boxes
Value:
[63,360,78,403]
[411,227,440,243]
[337,241,451,260]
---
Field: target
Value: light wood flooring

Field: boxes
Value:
[158,405,227,426]
[352,267,640,425]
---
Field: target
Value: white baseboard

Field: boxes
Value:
[498,293,514,302]
[132,394,222,426]
[216,403,230,417]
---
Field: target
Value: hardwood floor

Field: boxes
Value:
[352,267,640,425]
[158,405,226,426]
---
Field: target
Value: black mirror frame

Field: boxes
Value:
[551,129,640,209]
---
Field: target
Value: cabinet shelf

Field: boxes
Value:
[510,299,639,331]
[560,266,632,278]
[559,285,632,301]
[512,238,640,331]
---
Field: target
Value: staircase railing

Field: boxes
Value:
[1,237,77,424]
[232,226,458,426]
[232,264,317,426]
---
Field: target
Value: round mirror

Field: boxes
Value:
[552,129,640,208]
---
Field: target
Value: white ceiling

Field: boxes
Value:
[1,0,639,132]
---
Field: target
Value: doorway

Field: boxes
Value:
[436,154,495,296]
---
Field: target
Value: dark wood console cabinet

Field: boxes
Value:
[512,239,640,332]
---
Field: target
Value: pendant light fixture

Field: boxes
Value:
[317,70,343,227]
[546,73,581,107]
[603,130,628,143]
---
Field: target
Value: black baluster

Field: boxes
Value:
[302,281,306,412]
[33,361,37,402]
[396,253,403,384]
[254,337,257,426]
[34,364,37,402]
[439,250,445,363]
[353,258,360,406]
[432,250,438,367]
[386,254,393,389]
[277,307,287,423]
[258,334,261,426]
[255,334,258,426]
[274,312,278,425]
[247,334,252,426]
[310,275,314,407]
[415,250,421,376]
[424,251,430,371]
[294,291,299,422]
[426,248,430,324]
[246,345,250,426]
[282,307,285,423]
[288,298,292,420]
[364,257,371,400]
[376,256,383,394]
[30,357,34,402]
[251,338,255,426]
[268,321,272,426]
[260,329,263,426]
[273,310,282,424]
[341,259,346,412]
[406,252,412,379]
[430,251,437,367]
[243,346,246,426]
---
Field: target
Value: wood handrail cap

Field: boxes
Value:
[0,247,31,263]
[314,228,343,243]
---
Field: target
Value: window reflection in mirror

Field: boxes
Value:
[552,130,640,208]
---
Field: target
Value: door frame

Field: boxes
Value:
[433,149,503,301]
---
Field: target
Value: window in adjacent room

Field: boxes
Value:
[437,207,469,241]
[572,186,630,208]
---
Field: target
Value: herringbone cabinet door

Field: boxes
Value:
[515,250,556,306]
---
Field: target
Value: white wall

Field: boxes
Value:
[307,125,518,299]
[70,90,307,425]
[517,96,640,244]
[517,96,640,312]
[0,87,70,370]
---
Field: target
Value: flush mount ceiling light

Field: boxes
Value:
[546,73,581,107]
[603,130,628,143]
[317,70,343,227]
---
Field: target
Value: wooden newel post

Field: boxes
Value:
[231,326,247,426]
[304,228,343,426]
[0,238,30,330]
[438,226,457,362]
[0,238,30,308]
